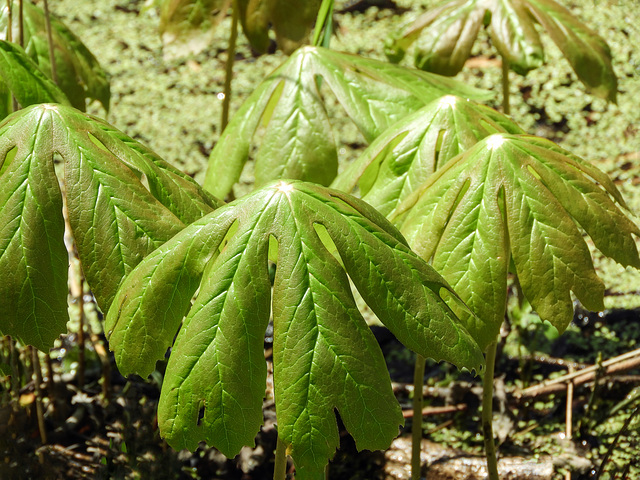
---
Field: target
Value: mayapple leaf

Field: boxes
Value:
[385,0,486,76]
[332,95,523,217]
[0,1,111,111]
[396,134,640,351]
[204,45,491,199]
[269,0,322,54]
[525,0,617,102]
[159,0,231,59]
[105,180,484,479]
[237,0,270,53]
[0,40,70,112]
[385,0,616,100]
[0,104,220,350]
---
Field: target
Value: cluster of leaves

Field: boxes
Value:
[0,1,639,478]
[385,0,617,101]
[158,0,321,58]
[0,0,110,111]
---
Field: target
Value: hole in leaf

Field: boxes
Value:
[197,400,205,426]
[0,145,17,176]
[313,223,343,266]
[268,234,278,285]
[434,128,447,170]
[88,132,110,153]
[258,80,285,130]
[218,219,239,254]
[526,164,542,180]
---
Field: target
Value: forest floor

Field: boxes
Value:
[2,0,640,478]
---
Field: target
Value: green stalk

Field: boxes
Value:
[482,341,500,480]
[501,57,510,115]
[411,354,426,480]
[221,1,239,133]
[43,0,58,84]
[312,0,334,48]
[274,433,287,480]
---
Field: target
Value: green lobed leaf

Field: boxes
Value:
[0,40,70,112]
[0,104,220,350]
[487,0,544,75]
[524,0,617,102]
[159,0,231,59]
[105,180,484,479]
[269,0,322,54]
[0,1,111,111]
[237,0,270,53]
[386,0,485,76]
[396,134,640,350]
[332,95,523,217]
[204,46,492,199]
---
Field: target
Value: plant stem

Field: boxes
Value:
[6,0,12,43]
[221,1,239,133]
[274,433,288,480]
[312,0,334,48]
[30,347,48,444]
[17,0,23,48]
[501,57,510,115]
[411,354,426,480]
[43,0,58,84]
[482,341,500,480]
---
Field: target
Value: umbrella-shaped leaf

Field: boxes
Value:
[525,0,617,102]
[0,40,70,113]
[385,0,616,101]
[385,0,486,76]
[396,134,640,350]
[105,180,484,479]
[332,95,523,217]
[0,104,221,350]
[159,0,231,59]
[269,0,322,54]
[237,0,270,53]
[0,1,110,111]
[204,46,491,199]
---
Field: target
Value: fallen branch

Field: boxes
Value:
[402,403,467,419]
[517,348,640,399]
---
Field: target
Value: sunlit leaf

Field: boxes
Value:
[106,180,484,479]
[204,46,491,199]
[332,95,522,217]
[396,134,640,350]
[0,1,111,111]
[0,104,221,350]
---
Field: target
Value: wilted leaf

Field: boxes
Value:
[396,134,640,350]
[0,104,220,350]
[332,95,522,217]
[106,180,484,479]
[204,46,491,199]
[0,1,111,111]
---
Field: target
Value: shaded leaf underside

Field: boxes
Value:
[106,180,484,480]
[0,104,219,350]
[397,134,640,350]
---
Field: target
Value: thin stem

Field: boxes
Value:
[274,433,288,480]
[30,347,47,444]
[42,0,58,84]
[411,354,426,480]
[312,0,334,48]
[6,0,12,43]
[17,0,23,48]
[221,1,239,133]
[482,341,500,480]
[501,57,510,115]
